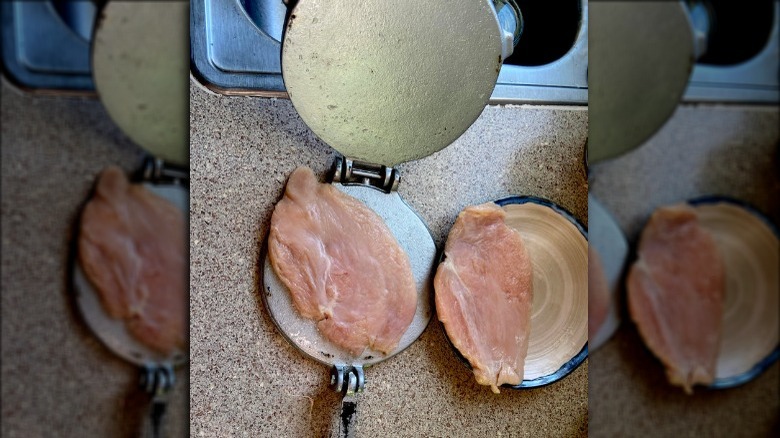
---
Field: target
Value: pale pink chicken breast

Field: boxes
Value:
[268,167,417,356]
[627,204,725,394]
[79,166,187,354]
[588,246,610,341]
[434,203,533,393]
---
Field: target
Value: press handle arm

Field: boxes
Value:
[330,365,364,438]
[338,395,358,438]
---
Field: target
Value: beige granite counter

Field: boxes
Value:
[0,80,188,437]
[189,80,588,437]
[589,105,780,437]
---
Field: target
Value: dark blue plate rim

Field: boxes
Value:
[686,195,780,389]
[495,195,588,238]
[510,344,589,389]
[687,195,780,237]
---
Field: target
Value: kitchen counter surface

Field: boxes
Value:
[0,80,188,437]
[189,80,589,437]
[589,104,780,437]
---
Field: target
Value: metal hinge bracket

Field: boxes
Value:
[330,156,399,193]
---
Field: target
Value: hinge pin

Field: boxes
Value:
[331,156,399,193]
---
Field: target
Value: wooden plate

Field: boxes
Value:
[688,197,779,388]
[500,197,588,386]
[441,196,588,388]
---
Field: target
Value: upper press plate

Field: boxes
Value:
[282,0,503,166]
[92,2,190,166]
[589,2,694,163]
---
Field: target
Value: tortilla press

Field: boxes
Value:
[71,157,188,437]
[262,0,523,436]
[69,2,190,437]
[262,158,437,437]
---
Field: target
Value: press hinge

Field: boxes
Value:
[330,364,365,396]
[136,156,189,187]
[330,156,399,193]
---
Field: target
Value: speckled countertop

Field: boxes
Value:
[589,105,780,437]
[189,81,589,437]
[0,80,188,437]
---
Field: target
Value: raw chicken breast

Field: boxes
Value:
[627,204,725,394]
[268,167,417,356]
[588,246,610,341]
[79,166,187,354]
[434,203,533,393]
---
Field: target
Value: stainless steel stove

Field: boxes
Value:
[189,0,590,104]
[1,1,97,92]
[1,1,776,103]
